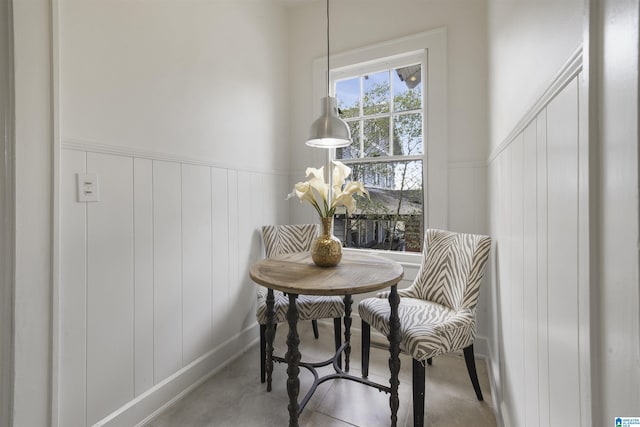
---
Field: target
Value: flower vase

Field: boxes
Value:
[311,217,342,267]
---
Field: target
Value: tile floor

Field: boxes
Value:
[145,321,497,427]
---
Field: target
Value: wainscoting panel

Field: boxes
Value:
[133,158,154,397]
[86,153,135,426]
[59,149,87,427]
[59,145,289,426]
[536,109,551,427]
[546,77,580,425]
[487,70,586,427]
[211,167,231,346]
[522,120,539,427]
[496,143,512,426]
[181,164,214,366]
[509,134,525,425]
[152,161,183,384]
[234,171,257,333]
[226,170,241,336]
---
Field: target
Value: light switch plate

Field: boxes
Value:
[77,173,99,202]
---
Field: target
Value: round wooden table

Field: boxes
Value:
[250,251,404,427]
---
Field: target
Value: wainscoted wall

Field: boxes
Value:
[487,51,589,426]
[59,144,289,426]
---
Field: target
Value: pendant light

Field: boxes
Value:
[305,0,352,148]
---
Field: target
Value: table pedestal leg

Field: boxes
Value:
[388,285,400,427]
[265,288,275,392]
[285,293,301,427]
[343,295,353,372]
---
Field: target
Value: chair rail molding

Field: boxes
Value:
[61,138,289,177]
[487,46,583,164]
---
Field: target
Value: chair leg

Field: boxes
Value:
[312,319,320,339]
[361,320,370,378]
[413,358,425,427]
[333,317,342,369]
[463,344,484,401]
[260,324,266,383]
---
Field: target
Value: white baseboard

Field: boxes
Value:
[93,324,259,427]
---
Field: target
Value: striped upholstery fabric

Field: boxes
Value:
[358,229,491,362]
[256,224,344,324]
[262,224,318,258]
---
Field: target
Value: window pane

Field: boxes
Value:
[337,121,361,159]
[363,71,390,115]
[393,113,423,155]
[363,117,389,157]
[336,77,360,118]
[334,160,423,252]
[393,64,422,112]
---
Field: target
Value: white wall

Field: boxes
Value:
[488,0,583,148]
[591,0,640,423]
[487,1,585,425]
[60,0,290,171]
[487,0,640,426]
[54,1,291,426]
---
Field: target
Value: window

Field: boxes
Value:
[332,58,425,252]
[311,30,448,258]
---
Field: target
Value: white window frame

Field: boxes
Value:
[311,29,448,263]
[332,52,425,165]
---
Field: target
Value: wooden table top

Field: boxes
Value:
[249,251,404,296]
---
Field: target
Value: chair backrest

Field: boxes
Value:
[261,224,318,258]
[409,229,491,312]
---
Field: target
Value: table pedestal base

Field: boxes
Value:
[265,287,401,427]
[273,341,393,417]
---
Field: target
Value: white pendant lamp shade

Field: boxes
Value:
[305,0,352,149]
[306,96,352,148]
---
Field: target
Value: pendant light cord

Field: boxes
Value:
[326,0,330,97]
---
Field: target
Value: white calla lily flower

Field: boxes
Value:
[305,166,325,180]
[308,176,329,203]
[288,162,369,218]
[332,161,351,192]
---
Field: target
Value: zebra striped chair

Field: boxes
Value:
[256,224,345,383]
[358,229,491,427]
